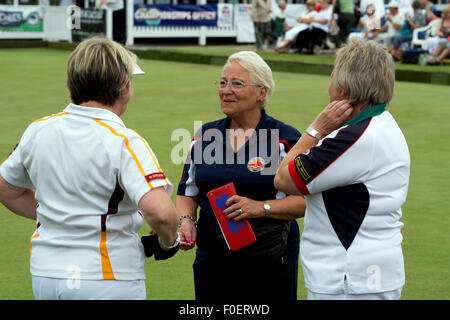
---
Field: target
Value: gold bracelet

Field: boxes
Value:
[178,214,197,227]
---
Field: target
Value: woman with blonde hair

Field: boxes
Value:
[275,40,410,300]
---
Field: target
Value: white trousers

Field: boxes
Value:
[374,33,394,48]
[285,24,309,42]
[307,279,402,300]
[32,276,146,300]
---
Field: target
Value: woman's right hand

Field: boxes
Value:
[179,219,197,251]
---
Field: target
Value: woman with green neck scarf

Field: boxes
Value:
[274,39,410,300]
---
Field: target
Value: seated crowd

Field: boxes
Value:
[270,0,449,64]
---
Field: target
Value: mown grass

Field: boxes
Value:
[0,48,448,300]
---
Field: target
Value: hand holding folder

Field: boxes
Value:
[207,182,257,251]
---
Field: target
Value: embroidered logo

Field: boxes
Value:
[145,172,166,183]
[294,157,310,180]
[247,157,265,173]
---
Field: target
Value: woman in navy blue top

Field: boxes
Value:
[176,51,305,300]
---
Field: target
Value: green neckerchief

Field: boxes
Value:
[344,103,387,126]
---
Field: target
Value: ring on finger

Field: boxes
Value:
[237,209,243,215]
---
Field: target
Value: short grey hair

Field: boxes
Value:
[224,51,275,108]
[333,40,395,110]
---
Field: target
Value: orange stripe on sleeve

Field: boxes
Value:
[93,119,154,190]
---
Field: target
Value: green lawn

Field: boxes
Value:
[0,48,449,300]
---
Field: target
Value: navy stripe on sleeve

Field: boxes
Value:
[291,118,372,187]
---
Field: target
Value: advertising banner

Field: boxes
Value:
[0,5,43,32]
[71,8,105,42]
[236,4,254,43]
[134,4,220,27]
[217,3,233,28]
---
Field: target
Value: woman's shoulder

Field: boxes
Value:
[202,117,225,129]
[264,113,302,139]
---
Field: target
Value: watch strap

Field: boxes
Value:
[158,232,181,249]
[263,200,270,218]
[305,127,323,140]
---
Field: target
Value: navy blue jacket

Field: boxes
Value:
[178,110,301,260]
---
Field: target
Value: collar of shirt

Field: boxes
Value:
[217,109,271,142]
[63,103,125,127]
[344,103,387,126]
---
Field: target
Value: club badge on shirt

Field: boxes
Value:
[145,172,166,183]
[247,157,265,173]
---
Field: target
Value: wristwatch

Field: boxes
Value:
[158,232,181,249]
[263,200,271,218]
[305,127,323,140]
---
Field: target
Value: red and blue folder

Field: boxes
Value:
[207,182,257,251]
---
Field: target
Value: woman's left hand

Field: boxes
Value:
[223,195,265,221]
[311,99,353,138]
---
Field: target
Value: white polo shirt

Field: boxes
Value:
[312,6,333,33]
[0,103,172,281]
[387,12,406,36]
[288,108,410,294]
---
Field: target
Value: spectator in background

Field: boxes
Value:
[425,3,449,54]
[267,0,289,48]
[348,4,381,42]
[398,0,413,17]
[272,0,287,20]
[330,0,355,47]
[294,0,333,54]
[421,0,438,25]
[374,1,405,47]
[360,0,386,21]
[275,0,318,53]
[252,0,272,51]
[388,0,426,61]
[427,4,450,65]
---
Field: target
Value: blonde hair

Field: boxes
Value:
[333,40,395,109]
[67,36,136,106]
[306,0,316,6]
[225,51,275,108]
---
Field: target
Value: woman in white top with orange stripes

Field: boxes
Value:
[0,37,179,300]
